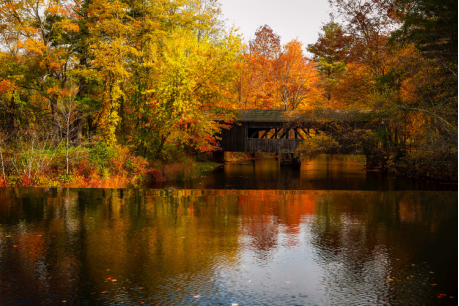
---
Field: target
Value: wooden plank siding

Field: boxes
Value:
[219,124,247,152]
[219,122,304,153]
[247,139,302,153]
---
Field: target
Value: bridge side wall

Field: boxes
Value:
[219,123,247,152]
[218,122,304,153]
[247,139,302,153]
[217,118,375,155]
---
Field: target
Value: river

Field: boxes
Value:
[0,155,457,305]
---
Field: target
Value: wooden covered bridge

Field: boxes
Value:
[217,109,375,154]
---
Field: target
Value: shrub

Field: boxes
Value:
[88,142,117,174]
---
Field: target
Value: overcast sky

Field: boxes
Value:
[219,0,332,49]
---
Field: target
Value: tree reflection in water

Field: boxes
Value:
[0,188,456,305]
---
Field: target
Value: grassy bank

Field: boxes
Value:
[224,152,274,162]
[0,143,219,188]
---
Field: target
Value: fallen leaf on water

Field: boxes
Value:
[62,301,66,303]
[106,269,110,271]
[176,288,181,291]
[231,304,239,306]
[406,277,410,279]
[449,296,454,298]
[387,279,394,282]
[107,276,113,279]
[101,291,107,294]
[13,245,18,247]
[411,264,415,266]
[321,261,326,263]
[429,271,434,274]
[193,295,201,298]
[5,236,11,238]
[139,287,144,290]
[248,280,251,283]
[286,282,290,284]
[111,279,117,282]
[431,284,437,286]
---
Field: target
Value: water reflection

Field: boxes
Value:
[0,188,456,305]
[147,155,457,191]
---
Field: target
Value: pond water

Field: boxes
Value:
[147,155,455,191]
[0,155,457,305]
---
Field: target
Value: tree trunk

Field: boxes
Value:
[50,98,59,139]
[87,116,95,141]
[8,94,16,134]
[74,117,83,146]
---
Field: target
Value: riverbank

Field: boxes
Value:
[224,152,274,162]
[0,144,219,188]
[0,160,219,188]
[365,149,458,182]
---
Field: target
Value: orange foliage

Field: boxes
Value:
[0,79,15,93]
[333,62,375,109]
[273,39,323,110]
[238,26,324,110]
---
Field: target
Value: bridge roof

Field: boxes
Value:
[235,109,375,122]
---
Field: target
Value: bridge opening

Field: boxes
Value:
[247,128,312,140]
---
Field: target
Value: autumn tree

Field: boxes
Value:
[391,0,457,142]
[127,29,242,159]
[318,0,458,177]
[105,0,244,159]
[393,0,457,68]
[0,0,83,137]
[329,0,399,77]
[273,39,322,110]
[240,26,322,110]
[307,22,351,107]
[238,25,281,109]
[249,25,281,60]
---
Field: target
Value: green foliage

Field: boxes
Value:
[307,22,351,104]
[88,142,117,174]
[393,0,457,65]
[297,134,340,161]
[374,127,394,148]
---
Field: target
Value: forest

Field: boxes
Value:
[0,0,457,187]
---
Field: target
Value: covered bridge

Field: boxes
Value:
[217,109,375,153]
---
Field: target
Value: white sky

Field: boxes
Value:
[219,0,332,50]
